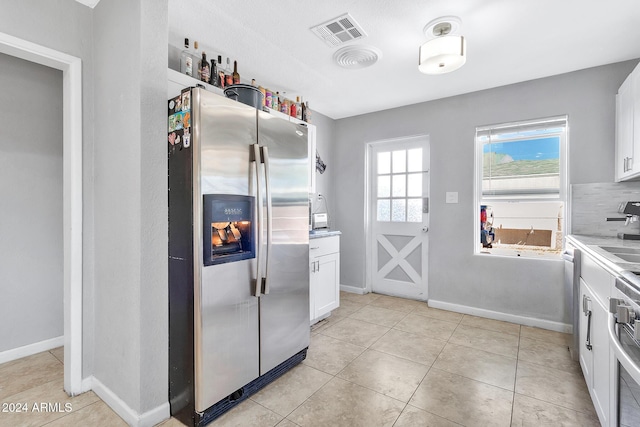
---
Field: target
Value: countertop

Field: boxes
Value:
[567,234,640,284]
[309,229,341,239]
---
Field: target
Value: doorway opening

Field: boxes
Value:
[365,135,430,301]
[0,32,83,395]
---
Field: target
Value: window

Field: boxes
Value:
[475,116,568,258]
[376,148,423,222]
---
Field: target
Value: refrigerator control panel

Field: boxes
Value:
[203,194,255,266]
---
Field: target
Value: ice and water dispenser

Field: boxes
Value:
[203,194,255,266]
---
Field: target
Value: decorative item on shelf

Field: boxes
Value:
[209,57,218,86]
[295,96,303,120]
[225,58,233,87]
[418,16,466,75]
[257,85,266,107]
[273,91,280,111]
[265,88,272,109]
[217,55,224,88]
[290,98,297,118]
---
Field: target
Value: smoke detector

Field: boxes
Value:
[333,45,382,69]
[310,13,367,47]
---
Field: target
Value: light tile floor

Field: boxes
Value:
[0,292,600,427]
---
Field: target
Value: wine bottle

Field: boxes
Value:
[210,57,218,86]
[301,96,307,122]
[200,51,210,83]
[217,55,224,88]
[180,38,193,76]
[225,58,233,87]
[232,61,240,84]
[296,96,303,120]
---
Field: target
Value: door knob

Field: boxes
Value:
[422,227,429,233]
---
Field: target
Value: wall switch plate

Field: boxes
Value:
[446,192,459,204]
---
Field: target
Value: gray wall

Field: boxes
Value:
[334,60,639,324]
[0,53,63,352]
[93,0,168,414]
[311,111,336,226]
[0,0,95,374]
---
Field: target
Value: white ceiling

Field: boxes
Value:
[168,1,639,120]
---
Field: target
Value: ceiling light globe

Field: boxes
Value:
[418,35,466,75]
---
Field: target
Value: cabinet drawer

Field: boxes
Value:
[580,253,614,305]
[310,235,340,257]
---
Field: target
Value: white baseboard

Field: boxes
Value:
[88,376,170,427]
[0,336,64,365]
[428,299,573,334]
[340,284,365,295]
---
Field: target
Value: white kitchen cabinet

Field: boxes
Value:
[615,62,640,181]
[578,256,612,426]
[310,235,340,324]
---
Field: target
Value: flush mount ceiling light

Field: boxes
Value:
[418,16,466,75]
[333,45,382,69]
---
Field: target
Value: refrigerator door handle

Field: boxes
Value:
[261,145,273,295]
[251,143,263,297]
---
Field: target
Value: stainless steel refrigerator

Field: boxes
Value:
[168,87,310,426]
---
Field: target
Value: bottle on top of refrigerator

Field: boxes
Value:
[217,56,224,88]
[193,41,200,79]
[225,58,233,87]
[180,38,193,76]
[273,92,279,111]
[295,96,303,120]
[258,85,266,107]
[289,98,297,118]
[280,98,289,115]
[200,52,210,83]
[232,61,240,84]
[300,97,306,122]
[305,101,311,123]
[209,57,218,86]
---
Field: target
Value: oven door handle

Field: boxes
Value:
[608,312,640,386]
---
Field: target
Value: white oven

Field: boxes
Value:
[610,275,640,426]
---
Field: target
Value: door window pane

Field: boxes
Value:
[378,152,390,174]
[392,150,406,173]
[392,199,406,222]
[377,199,390,221]
[392,174,406,197]
[407,148,422,172]
[407,199,422,222]
[407,173,422,197]
[377,175,390,197]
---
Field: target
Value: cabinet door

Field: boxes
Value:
[578,279,594,387]
[590,290,609,426]
[315,253,340,319]
[616,73,635,181]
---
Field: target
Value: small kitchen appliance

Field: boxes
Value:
[312,212,328,229]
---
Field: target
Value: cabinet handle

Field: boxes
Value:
[316,260,320,272]
[624,157,628,172]
[583,295,593,351]
[629,157,634,171]
[310,246,320,250]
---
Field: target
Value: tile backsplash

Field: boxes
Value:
[572,181,640,236]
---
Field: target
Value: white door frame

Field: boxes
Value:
[0,32,83,395]
[364,134,429,298]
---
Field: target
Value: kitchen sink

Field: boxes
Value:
[599,246,640,255]
[615,253,640,263]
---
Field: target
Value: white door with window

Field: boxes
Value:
[368,136,429,300]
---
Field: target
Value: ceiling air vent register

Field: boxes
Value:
[311,13,367,47]
[333,45,382,69]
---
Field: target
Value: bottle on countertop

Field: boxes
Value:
[180,38,193,77]
[217,55,224,88]
[200,51,210,83]
[209,57,218,86]
[193,41,200,79]
[296,96,303,120]
[232,60,240,85]
[225,58,233,87]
